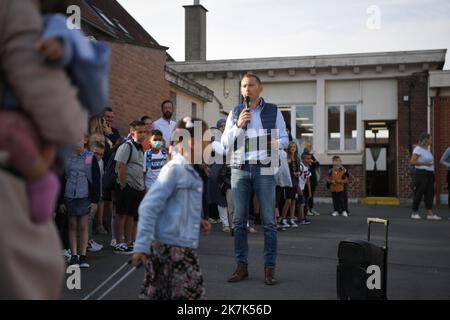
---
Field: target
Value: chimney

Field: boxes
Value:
[184,1,208,61]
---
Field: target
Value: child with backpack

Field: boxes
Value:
[60,135,101,268]
[132,117,212,300]
[113,121,147,254]
[144,130,168,191]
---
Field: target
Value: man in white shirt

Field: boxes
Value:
[153,100,176,148]
[222,73,289,286]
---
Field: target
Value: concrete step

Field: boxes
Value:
[361,197,401,206]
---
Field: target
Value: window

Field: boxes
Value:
[92,6,116,28]
[327,104,359,151]
[296,106,314,151]
[114,19,129,34]
[279,105,315,151]
[344,105,357,150]
[328,106,340,150]
[192,103,198,118]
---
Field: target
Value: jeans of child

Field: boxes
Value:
[231,165,277,268]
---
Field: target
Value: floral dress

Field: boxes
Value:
[139,241,206,300]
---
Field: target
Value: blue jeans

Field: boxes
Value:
[231,165,277,268]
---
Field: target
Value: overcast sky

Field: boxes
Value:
[117,0,450,69]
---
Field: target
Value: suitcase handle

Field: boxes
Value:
[367,218,389,249]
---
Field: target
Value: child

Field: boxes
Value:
[280,142,299,228]
[144,130,168,191]
[60,135,101,268]
[132,117,212,300]
[327,156,349,217]
[88,139,106,252]
[275,146,293,230]
[0,0,109,224]
[113,121,147,254]
[297,152,312,225]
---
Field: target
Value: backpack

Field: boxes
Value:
[103,141,133,191]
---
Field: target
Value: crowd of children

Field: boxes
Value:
[55,109,354,270]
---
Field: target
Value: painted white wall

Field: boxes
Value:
[194,77,240,113]
[362,79,398,120]
[262,82,316,105]
[203,99,225,128]
[326,80,360,103]
[172,88,205,121]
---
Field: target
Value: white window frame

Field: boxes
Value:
[278,104,316,141]
[326,103,362,153]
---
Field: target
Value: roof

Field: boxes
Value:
[72,0,169,51]
[167,49,447,73]
[429,70,450,88]
[166,66,214,102]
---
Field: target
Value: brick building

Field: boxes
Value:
[167,2,448,203]
[73,0,212,135]
[430,71,450,206]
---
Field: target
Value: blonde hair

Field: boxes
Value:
[89,115,104,135]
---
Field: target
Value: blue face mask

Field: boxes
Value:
[152,141,163,150]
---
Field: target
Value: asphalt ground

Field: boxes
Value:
[61,204,450,300]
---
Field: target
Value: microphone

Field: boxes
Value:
[244,96,250,109]
[243,96,251,130]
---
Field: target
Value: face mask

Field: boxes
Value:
[152,141,163,150]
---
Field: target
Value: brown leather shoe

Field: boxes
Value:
[228,264,249,283]
[265,267,277,285]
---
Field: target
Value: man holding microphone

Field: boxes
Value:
[222,73,289,285]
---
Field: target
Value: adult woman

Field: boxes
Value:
[88,115,114,235]
[410,133,442,220]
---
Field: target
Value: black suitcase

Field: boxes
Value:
[337,218,389,300]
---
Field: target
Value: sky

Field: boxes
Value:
[117,0,450,69]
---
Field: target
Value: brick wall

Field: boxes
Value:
[433,95,450,197]
[315,165,365,198]
[106,42,170,136]
[397,72,429,198]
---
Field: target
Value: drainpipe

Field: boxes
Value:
[434,87,441,205]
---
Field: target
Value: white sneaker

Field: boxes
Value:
[411,213,422,220]
[88,239,103,252]
[427,214,442,221]
[289,219,299,228]
[306,210,314,216]
[208,218,220,224]
[280,219,290,228]
[342,211,348,217]
[247,226,258,234]
[331,211,339,217]
[62,249,71,261]
[310,209,321,216]
[110,239,117,247]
